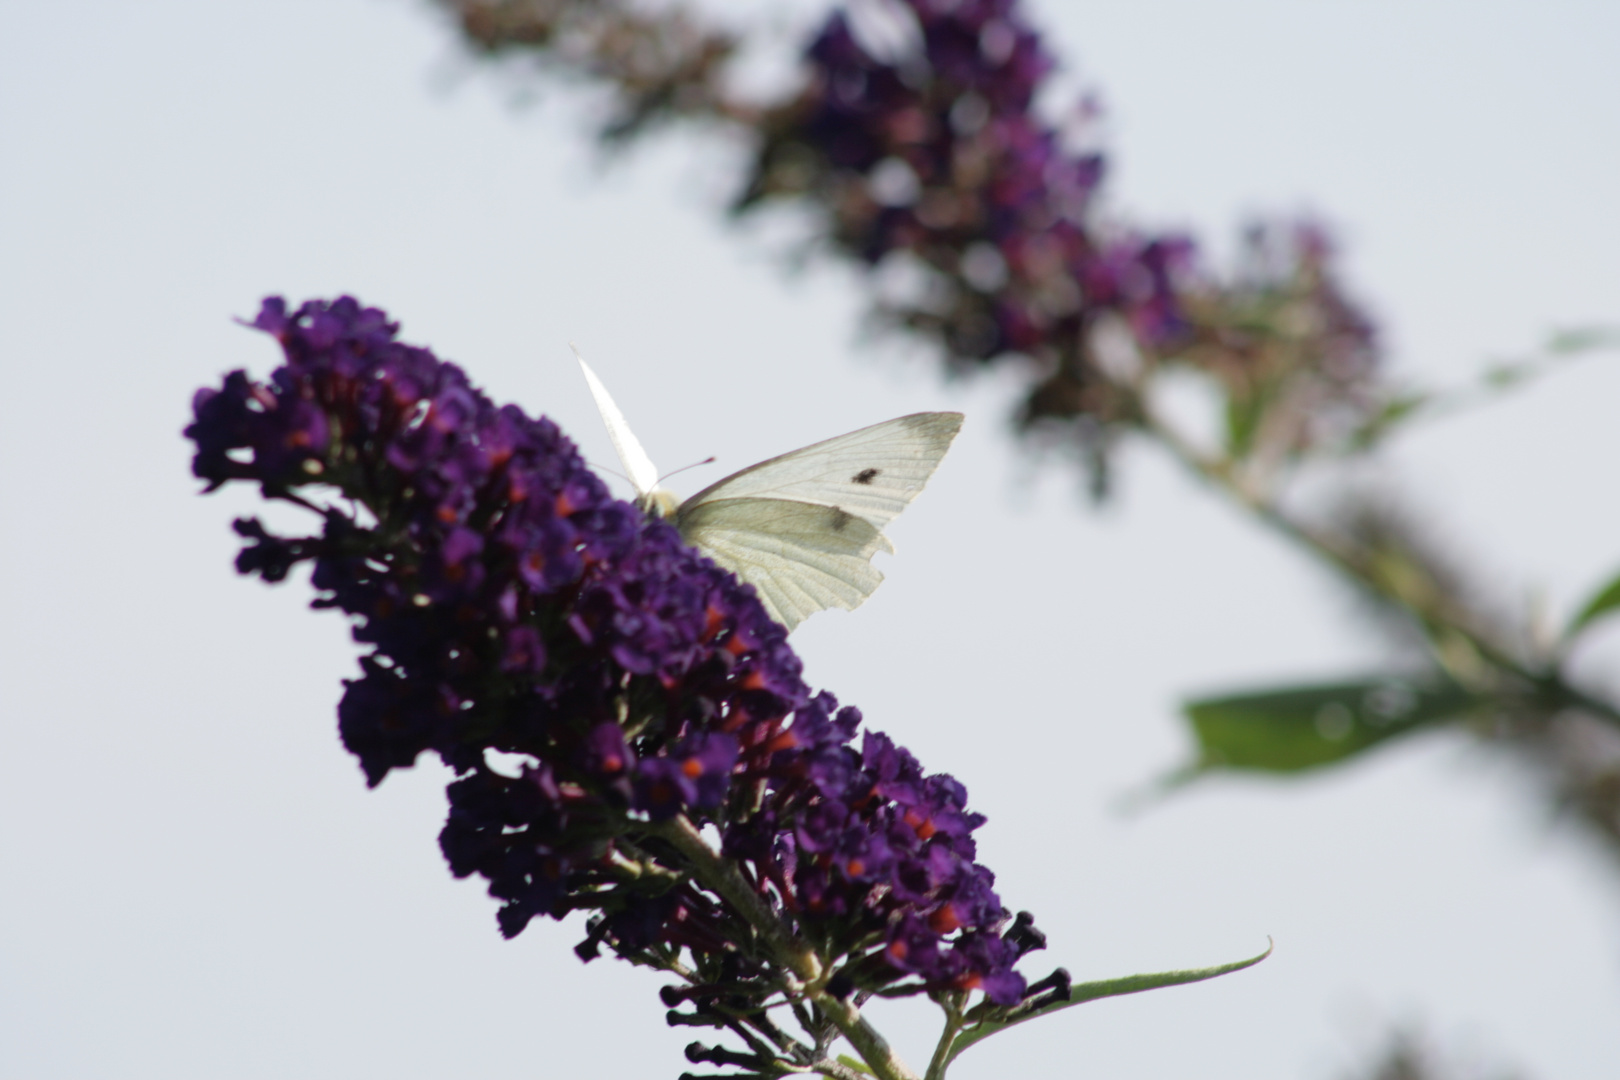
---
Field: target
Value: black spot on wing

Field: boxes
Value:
[828,506,853,532]
[852,467,880,485]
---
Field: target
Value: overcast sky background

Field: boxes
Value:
[3,2,1619,1078]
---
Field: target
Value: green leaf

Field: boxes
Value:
[1565,569,1620,640]
[1346,390,1430,450]
[835,1054,876,1076]
[943,942,1273,1069]
[1481,361,1533,388]
[1545,325,1620,354]
[1184,677,1475,773]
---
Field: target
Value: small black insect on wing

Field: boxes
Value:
[852,467,880,485]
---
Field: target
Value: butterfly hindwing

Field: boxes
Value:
[676,498,889,631]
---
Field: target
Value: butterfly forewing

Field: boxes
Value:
[678,413,963,530]
[575,350,662,498]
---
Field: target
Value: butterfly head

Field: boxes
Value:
[636,487,683,520]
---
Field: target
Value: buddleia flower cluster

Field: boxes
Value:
[738,0,1382,474]
[185,296,1057,1076]
[740,1,1189,412]
[1173,220,1383,465]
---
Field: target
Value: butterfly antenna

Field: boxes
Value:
[659,457,717,485]
[589,461,631,484]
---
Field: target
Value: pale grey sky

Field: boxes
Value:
[2,2,1618,1078]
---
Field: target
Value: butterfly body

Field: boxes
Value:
[575,351,961,631]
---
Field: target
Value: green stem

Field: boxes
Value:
[1136,405,1620,732]
[648,816,921,1080]
[810,1056,882,1080]
[923,1005,964,1080]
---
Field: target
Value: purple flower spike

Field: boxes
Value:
[187,295,1030,1009]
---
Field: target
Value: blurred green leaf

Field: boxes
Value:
[1481,361,1533,388]
[1566,569,1620,640]
[1545,325,1620,354]
[1184,677,1476,773]
[1346,326,1616,452]
[1347,390,1429,450]
[1224,391,1265,459]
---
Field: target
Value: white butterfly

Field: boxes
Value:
[575,351,962,632]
